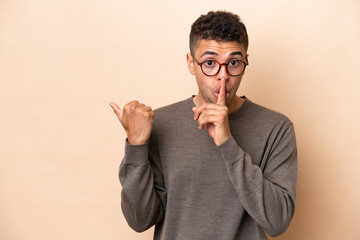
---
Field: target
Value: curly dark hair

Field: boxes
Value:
[189,11,249,55]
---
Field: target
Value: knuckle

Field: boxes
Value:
[126,101,138,110]
[148,114,154,121]
[142,110,152,118]
[123,104,130,113]
[128,101,137,108]
[136,107,143,114]
[130,105,137,111]
[144,111,150,118]
[199,117,207,124]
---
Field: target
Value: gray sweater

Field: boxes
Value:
[119,96,297,240]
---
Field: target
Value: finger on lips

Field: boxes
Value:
[217,79,226,105]
[193,79,227,124]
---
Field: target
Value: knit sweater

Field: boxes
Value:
[119,96,297,240]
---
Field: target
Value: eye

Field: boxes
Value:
[204,60,215,67]
[229,60,239,66]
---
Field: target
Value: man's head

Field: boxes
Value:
[189,11,248,56]
[187,11,249,110]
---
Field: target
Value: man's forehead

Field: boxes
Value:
[195,39,246,57]
[200,50,243,58]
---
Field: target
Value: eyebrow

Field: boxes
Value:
[200,51,243,58]
[200,51,218,57]
[230,51,243,57]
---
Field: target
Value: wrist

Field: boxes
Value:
[127,139,148,145]
[127,136,149,145]
[215,132,232,146]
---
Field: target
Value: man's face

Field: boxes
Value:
[187,39,248,107]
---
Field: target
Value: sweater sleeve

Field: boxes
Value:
[119,133,166,232]
[218,123,297,237]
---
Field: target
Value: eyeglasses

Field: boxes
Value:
[192,56,248,77]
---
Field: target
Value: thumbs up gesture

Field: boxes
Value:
[109,101,154,145]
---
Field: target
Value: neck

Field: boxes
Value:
[193,95,244,115]
[227,95,245,114]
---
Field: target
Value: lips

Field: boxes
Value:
[215,85,230,98]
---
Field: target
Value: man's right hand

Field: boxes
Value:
[109,101,155,145]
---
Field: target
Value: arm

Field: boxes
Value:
[119,134,166,232]
[218,123,297,236]
[110,101,166,232]
[192,80,297,236]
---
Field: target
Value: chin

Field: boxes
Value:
[226,95,236,106]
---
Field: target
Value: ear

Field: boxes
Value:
[240,54,249,77]
[186,53,195,75]
[242,53,249,76]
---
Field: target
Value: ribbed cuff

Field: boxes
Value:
[124,138,150,165]
[217,136,244,167]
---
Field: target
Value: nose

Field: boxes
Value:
[217,64,230,81]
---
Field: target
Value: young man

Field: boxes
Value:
[110,11,297,240]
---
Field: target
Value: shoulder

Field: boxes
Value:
[150,97,195,141]
[154,97,191,114]
[231,98,296,149]
[152,97,194,125]
[240,97,293,128]
[154,97,193,118]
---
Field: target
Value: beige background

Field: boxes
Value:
[1,0,359,239]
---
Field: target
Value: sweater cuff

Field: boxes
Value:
[217,136,244,167]
[124,138,149,165]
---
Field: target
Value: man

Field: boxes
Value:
[110,11,297,240]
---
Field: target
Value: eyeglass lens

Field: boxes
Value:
[201,61,245,76]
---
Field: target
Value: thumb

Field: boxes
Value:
[109,102,123,120]
[217,79,226,106]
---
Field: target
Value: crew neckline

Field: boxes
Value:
[187,95,249,117]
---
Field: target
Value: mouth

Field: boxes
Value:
[215,86,230,98]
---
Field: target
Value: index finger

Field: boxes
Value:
[217,79,226,106]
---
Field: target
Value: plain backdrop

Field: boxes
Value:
[1,0,359,239]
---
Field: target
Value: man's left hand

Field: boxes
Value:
[192,79,231,146]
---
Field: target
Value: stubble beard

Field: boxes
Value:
[199,88,234,107]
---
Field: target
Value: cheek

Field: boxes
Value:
[231,78,242,91]
[201,80,217,94]
[195,73,219,93]
[196,76,210,89]
[197,81,209,96]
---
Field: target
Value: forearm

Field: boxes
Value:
[219,134,297,236]
[119,140,165,232]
